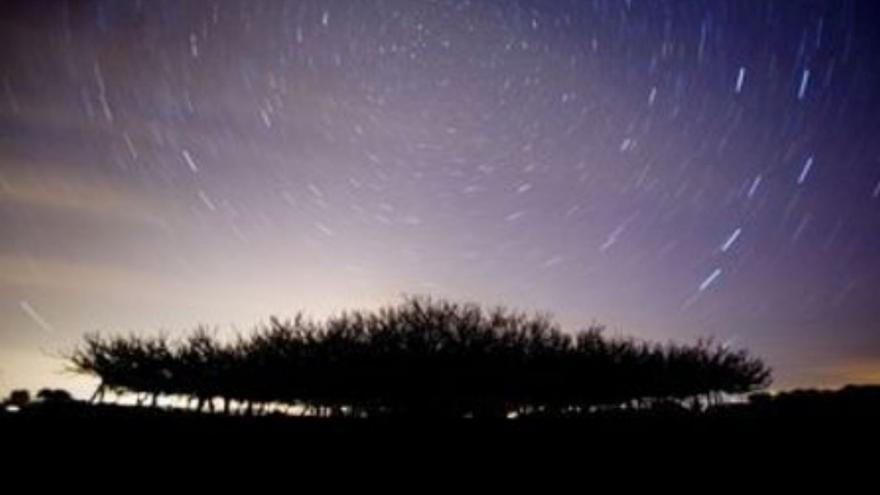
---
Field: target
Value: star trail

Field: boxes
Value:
[2,0,880,395]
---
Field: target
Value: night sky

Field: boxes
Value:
[2,0,880,397]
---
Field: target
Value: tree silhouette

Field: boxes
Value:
[3,389,31,410]
[36,388,74,403]
[67,295,771,418]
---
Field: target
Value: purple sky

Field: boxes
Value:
[2,0,880,397]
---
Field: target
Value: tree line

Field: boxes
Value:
[68,296,771,418]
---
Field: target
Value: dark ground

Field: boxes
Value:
[3,400,877,479]
[4,386,880,452]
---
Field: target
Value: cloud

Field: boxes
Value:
[0,255,177,299]
[0,167,171,227]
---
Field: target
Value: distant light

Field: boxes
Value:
[735,66,746,93]
[797,156,814,185]
[698,268,723,292]
[720,227,742,252]
[797,69,811,100]
[181,149,199,173]
[19,300,55,334]
[747,174,762,199]
[516,183,533,194]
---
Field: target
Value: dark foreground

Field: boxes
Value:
[4,386,880,453]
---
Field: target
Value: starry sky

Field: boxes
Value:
[2,0,880,397]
